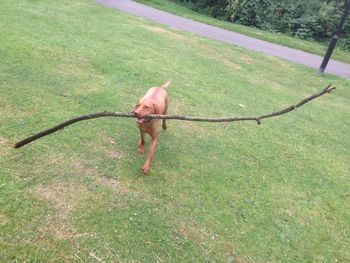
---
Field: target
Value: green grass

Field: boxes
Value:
[137,0,350,64]
[1,0,350,261]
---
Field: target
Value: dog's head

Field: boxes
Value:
[132,99,160,124]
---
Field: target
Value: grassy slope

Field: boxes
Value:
[137,0,350,64]
[1,0,350,262]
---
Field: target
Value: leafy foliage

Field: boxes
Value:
[176,0,350,50]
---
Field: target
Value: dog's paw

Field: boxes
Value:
[162,124,168,130]
[137,146,145,155]
[142,164,150,174]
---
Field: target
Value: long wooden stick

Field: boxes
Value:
[14,84,335,149]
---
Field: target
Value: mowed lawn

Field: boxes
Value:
[0,0,350,262]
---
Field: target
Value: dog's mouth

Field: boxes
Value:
[136,117,151,124]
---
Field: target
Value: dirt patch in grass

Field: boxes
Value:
[142,25,168,33]
[95,177,133,194]
[38,157,95,177]
[97,177,121,190]
[35,181,93,240]
[222,58,242,71]
[39,218,91,241]
[102,136,127,159]
[35,181,88,214]
[107,150,125,160]
[267,83,286,92]
[71,160,95,175]
[141,25,186,41]
[34,177,143,240]
[0,137,10,156]
[175,221,215,246]
[239,55,254,64]
[95,176,156,204]
[0,213,9,225]
[0,137,10,147]
[197,43,242,70]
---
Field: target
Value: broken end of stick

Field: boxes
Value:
[13,139,29,149]
[256,119,262,125]
[13,142,22,149]
[324,84,336,93]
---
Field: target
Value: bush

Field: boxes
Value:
[174,0,350,51]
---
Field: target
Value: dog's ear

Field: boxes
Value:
[152,103,161,114]
[132,101,140,113]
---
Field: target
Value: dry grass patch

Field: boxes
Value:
[95,176,157,204]
[0,104,35,120]
[38,156,95,177]
[0,137,10,156]
[96,177,124,191]
[0,137,10,147]
[239,55,254,63]
[95,177,138,196]
[142,25,168,33]
[196,43,242,70]
[35,181,89,214]
[71,160,95,175]
[107,150,125,160]
[102,136,127,160]
[39,217,91,241]
[0,213,9,225]
[34,181,93,240]
[0,137,9,145]
[141,24,186,41]
[175,221,216,246]
[222,58,242,71]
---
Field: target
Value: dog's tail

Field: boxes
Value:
[160,79,172,89]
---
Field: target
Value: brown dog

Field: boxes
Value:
[132,80,172,173]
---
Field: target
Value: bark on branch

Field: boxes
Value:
[14,84,335,149]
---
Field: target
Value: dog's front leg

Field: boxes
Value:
[137,130,145,155]
[142,136,158,174]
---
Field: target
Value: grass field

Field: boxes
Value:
[1,0,350,262]
[137,0,350,64]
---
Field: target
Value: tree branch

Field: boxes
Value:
[14,84,335,149]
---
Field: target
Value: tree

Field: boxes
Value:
[319,0,350,73]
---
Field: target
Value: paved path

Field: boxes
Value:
[97,0,350,79]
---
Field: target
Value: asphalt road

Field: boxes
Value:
[97,0,350,79]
